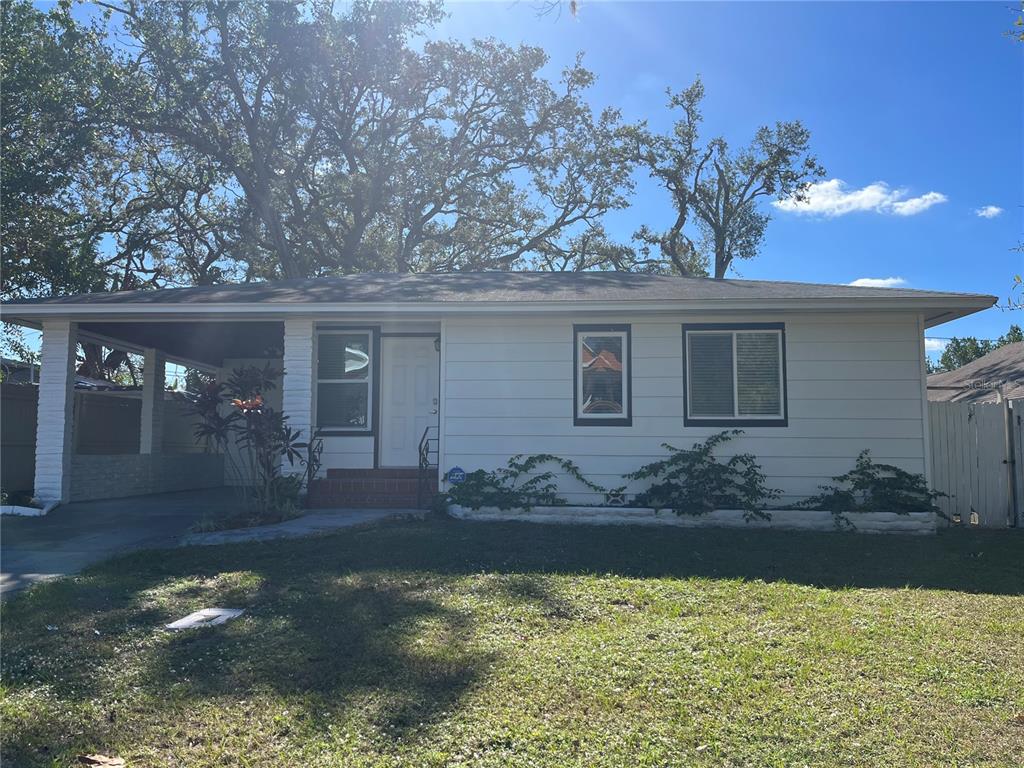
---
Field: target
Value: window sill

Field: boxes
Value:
[683,417,788,428]
[574,416,633,427]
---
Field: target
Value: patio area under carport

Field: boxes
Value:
[14,317,286,505]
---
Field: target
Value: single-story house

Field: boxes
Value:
[927,341,1023,403]
[0,272,995,510]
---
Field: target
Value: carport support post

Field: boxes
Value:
[140,348,166,454]
[281,318,314,475]
[34,319,78,504]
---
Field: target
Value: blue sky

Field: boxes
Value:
[437,1,1023,354]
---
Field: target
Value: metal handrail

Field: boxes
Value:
[417,425,439,508]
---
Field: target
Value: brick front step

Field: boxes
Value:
[326,468,422,479]
[308,494,424,509]
[308,469,438,509]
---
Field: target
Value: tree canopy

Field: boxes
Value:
[933,325,1023,373]
[627,79,824,278]
[78,0,638,281]
[2,0,823,306]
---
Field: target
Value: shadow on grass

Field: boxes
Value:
[1,518,1021,766]
[313,518,1024,595]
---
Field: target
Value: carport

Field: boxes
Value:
[3,310,284,505]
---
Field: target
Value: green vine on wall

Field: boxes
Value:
[443,434,940,528]
[792,449,947,529]
[624,430,780,522]
[445,453,621,511]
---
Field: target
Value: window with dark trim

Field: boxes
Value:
[574,324,631,426]
[315,330,373,431]
[683,323,787,427]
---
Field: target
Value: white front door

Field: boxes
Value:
[379,336,440,467]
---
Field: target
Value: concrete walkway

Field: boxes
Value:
[1,488,419,596]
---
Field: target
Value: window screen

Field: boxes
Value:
[688,332,734,417]
[736,332,782,416]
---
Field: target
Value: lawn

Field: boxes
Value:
[2,518,1022,767]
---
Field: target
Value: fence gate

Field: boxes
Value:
[928,399,1021,528]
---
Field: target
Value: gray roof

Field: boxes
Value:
[927,342,1024,403]
[0,271,997,307]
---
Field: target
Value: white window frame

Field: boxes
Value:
[314,329,374,432]
[574,325,631,426]
[684,326,786,425]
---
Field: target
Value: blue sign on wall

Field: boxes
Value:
[447,466,467,485]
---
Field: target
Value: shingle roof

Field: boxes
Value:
[0,271,997,306]
[927,342,1024,403]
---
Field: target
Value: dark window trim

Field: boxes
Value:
[573,323,632,427]
[682,322,788,428]
[315,326,382,463]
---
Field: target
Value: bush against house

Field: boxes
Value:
[443,431,939,526]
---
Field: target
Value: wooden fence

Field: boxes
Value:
[928,399,1022,528]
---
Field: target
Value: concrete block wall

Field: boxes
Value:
[68,454,225,502]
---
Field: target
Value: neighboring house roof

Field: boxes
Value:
[2,272,995,327]
[927,342,1024,403]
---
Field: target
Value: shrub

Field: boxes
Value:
[188,364,323,524]
[625,430,779,521]
[445,454,615,511]
[794,450,946,528]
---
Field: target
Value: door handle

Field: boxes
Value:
[430,408,438,414]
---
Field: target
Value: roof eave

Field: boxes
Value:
[0,294,996,325]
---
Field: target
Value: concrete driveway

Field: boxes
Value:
[1,488,241,596]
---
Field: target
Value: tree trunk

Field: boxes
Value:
[713,231,729,279]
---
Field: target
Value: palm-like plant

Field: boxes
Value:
[188,365,322,521]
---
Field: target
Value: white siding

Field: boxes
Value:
[441,312,927,508]
[281,319,314,476]
[33,320,77,503]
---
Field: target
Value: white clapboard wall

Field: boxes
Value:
[929,399,1021,528]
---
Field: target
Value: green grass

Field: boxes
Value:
[2,519,1022,767]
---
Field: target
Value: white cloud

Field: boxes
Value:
[773,179,948,217]
[924,338,948,353]
[889,191,948,216]
[847,277,908,288]
[975,205,1003,219]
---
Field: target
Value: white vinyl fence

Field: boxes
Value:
[928,399,1022,528]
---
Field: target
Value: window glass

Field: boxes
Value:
[688,332,735,417]
[736,332,781,416]
[580,334,624,415]
[316,331,372,430]
[686,328,784,422]
[316,382,369,429]
[317,334,369,380]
